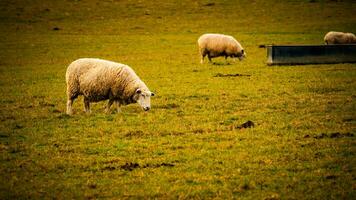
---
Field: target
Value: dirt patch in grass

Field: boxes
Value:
[303,132,354,139]
[214,73,251,77]
[101,162,175,172]
[124,130,144,137]
[236,120,255,129]
[203,3,215,7]
[325,175,337,180]
[120,162,140,171]
[1,116,16,121]
[14,124,24,129]
[342,118,355,122]
[142,163,175,168]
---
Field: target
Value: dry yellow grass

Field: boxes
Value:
[0,0,355,199]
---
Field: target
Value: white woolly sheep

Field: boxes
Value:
[66,58,154,115]
[198,33,246,63]
[324,31,356,44]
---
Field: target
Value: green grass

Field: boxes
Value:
[0,0,356,199]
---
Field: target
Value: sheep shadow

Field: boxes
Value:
[211,62,232,66]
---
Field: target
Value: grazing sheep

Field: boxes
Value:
[324,31,356,44]
[198,33,246,63]
[66,58,154,115]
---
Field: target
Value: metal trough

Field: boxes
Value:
[266,44,356,65]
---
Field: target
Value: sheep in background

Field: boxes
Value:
[324,31,356,44]
[198,33,246,63]
[66,58,154,115]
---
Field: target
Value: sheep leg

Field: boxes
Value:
[207,55,212,62]
[199,48,205,64]
[200,54,205,64]
[106,99,114,113]
[225,56,231,64]
[66,91,78,115]
[115,101,121,113]
[66,98,74,115]
[84,98,91,114]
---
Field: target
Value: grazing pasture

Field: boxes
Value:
[0,0,355,199]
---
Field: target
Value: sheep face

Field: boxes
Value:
[134,89,154,111]
[235,49,246,61]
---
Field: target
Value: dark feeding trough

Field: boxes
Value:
[265,44,356,65]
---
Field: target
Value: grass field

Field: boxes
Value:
[0,0,355,199]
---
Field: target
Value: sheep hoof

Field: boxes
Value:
[66,109,73,115]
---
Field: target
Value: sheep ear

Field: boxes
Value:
[241,49,244,54]
[151,92,155,97]
[136,89,142,94]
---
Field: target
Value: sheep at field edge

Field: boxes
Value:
[198,33,246,64]
[324,31,356,44]
[66,58,154,115]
